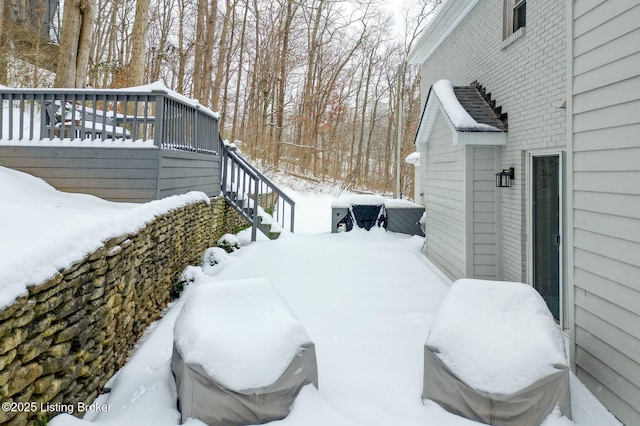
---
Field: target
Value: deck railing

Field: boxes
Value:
[222,141,295,241]
[0,86,221,154]
[0,85,294,238]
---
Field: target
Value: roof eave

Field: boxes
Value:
[408,0,481,65]
[453,131,507,146]
[415,85,507,149]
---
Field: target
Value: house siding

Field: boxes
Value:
[471,147,499,279]
[425,112,465,280]
[570,0,640,424]
[158,150,221,199]
[418,0,566,283]
[0,146,222,203]
[0,146,160,202]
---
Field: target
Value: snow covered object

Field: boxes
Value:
[422,279,571,425]
[171,278,318,426]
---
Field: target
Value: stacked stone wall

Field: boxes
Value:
[0,196,249,425]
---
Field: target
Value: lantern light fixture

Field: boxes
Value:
[495,167,515,188]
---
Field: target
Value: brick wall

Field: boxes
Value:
[0,196,249,425]
[419,0,566,281]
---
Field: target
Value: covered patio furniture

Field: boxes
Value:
[172,278,318,426]
[422,279,571,426]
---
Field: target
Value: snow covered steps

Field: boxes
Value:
[224,190,281,240]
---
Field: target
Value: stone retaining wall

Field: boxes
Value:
[0,196,248,425]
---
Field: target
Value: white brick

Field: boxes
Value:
[417,0,566,281]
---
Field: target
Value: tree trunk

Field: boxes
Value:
[192,0,207,100]
[176,0,188,93]
[211,0,232,111]
[230,0,249,141]
[74,0,96,88]
[55,0,83,87]
[0,0,7,85]
[126,0,151,87]
[202,0,218,103]
[274,0,296,169]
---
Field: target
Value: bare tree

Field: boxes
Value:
[0,0,6,84]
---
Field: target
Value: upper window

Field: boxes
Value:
[503,0,526,40]
[513,0,526,32]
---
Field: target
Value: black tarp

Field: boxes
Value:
[343,204,386,231]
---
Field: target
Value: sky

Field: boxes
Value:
[0,166,621,426]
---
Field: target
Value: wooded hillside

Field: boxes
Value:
[1,0,440,196]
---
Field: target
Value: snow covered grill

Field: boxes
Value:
[171,278,318,426]
[331,195,425,236]
[422,279,571,426]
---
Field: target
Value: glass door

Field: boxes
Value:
[532,155,560,321]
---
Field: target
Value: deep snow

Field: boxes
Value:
[0,166,208,309]
[0,167,622,426]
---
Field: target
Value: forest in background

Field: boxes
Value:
[0,0,441,197]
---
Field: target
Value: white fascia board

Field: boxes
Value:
[453,130,507,146]
[415,95,439,149]
[408,0,481,64]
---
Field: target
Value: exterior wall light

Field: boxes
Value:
[495,167,515,188]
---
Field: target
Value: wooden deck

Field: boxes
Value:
[0,84,222,202]
[0,84,295,241]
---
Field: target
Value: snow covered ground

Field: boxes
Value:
[0,167,622,426]
[0,166,208,308]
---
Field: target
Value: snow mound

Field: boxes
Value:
[173,278,312,391]
[331,194,421,209]
[0,165,209,309]
[217,233,240,252]
[200,247,228,275]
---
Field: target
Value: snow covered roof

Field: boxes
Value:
[405,151,420,165]
[414,80,507,148]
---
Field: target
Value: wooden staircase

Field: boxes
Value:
[221,141,295,241]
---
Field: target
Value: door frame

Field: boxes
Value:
[526,149,567,329]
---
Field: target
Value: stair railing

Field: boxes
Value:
[221,140,295,241]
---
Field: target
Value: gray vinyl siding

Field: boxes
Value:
[470,147,499,279]
[0,146,222,203]
[0,146,159,202]
[425,112,465,280]
[571,0,640,424]
[386,207,425,236]
[158,150,220,199]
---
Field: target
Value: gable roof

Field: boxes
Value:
[414,80,507,148]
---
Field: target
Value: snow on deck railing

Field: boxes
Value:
[0,82,221,155]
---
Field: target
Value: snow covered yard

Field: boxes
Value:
[0,167,622,426]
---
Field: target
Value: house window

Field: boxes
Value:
[513,0,526,32]
[503,0,526,40]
